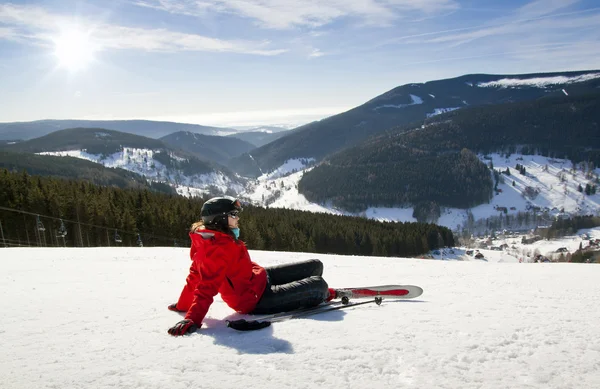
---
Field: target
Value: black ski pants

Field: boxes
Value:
[251,259,330,314]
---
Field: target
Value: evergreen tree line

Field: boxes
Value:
[0,169,454,257]
[456,210,556,238]
[539,216,600,240]
[300,148,493,214]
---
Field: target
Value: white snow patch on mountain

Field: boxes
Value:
[3,241,600,389]
[39,148,168,178]
[261,158,315,180]
[176,171,245,197]
[373,94,423,110]
[426,107,461,118]
[562,89,569,96]
[241,162,340,214]
[366,207,417,223]
[477,73,600,88]
[38,148,243,193]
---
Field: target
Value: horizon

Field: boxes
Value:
[1,0,600,127]
[1,66,599,129]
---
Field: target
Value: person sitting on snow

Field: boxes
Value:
[167,196,338,336]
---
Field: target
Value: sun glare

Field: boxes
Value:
[53,28,95,72]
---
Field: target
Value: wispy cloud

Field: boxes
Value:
[378,0,600,49]
[134,0,459,30]
[0,26,17,40]
[516,0,580,19]
[423,8,600,47]
[0,3,286,55]
[308,48,325,58]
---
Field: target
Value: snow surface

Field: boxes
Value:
[477,73,600,88]
[2,237,600,389]
[373,94,423,110]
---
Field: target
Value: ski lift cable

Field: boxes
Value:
[0,205,183,242]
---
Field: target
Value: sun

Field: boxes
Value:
[53,28,96,72]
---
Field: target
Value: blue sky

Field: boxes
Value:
[1,0,599,128]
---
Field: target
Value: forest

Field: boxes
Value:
[0,169,454,258]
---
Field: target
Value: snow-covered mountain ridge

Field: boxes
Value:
[229,69,600,177]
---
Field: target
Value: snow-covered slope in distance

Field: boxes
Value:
[2,235,600,389]
[240,154,600,231]
[39,148,245,196]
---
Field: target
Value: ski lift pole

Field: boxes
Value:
[0,220,6,248]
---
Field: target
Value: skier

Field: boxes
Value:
[167,196,336,336]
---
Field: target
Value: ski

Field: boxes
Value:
[335,285,423,302]
[226,297,383,331]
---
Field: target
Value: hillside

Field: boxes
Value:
[0,151,175,193]
[237,153,599,233]
[0,128,245,196]
[229,70,600,177]
[227,130,290,147]
[297,92,600,213]
[0,119,235,140]
[2,127,166,155]
[160,131,255,165]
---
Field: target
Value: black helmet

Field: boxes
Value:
[201,196,243,225]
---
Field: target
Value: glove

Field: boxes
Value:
[168,303,182,312]
[168,319,198,336]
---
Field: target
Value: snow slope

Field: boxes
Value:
[2,243,600,389]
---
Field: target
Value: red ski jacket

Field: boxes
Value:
[175,230,267,326]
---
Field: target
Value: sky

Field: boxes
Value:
[1,0,600,128]
[2,234,600,389]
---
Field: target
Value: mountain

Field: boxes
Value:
[0,128,245,195]
[159,131,255,165]
[233,125,292,133]
[229,70,600,177]
[297,92,600,213]
[227,130,291,147]
[0,150,175,194]
[0,119,236,140]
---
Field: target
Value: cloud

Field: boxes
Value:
[0,26,17,40]
[378,0,600,49]
[423,9,600,47]
[308,48,325,58]
[0,3,286,55]
[134,0,459,30]
[516,0,580,19]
